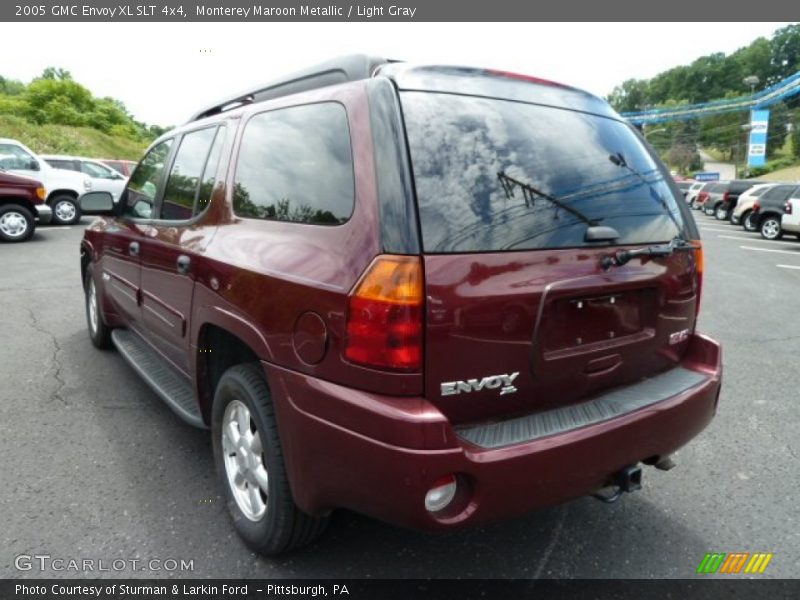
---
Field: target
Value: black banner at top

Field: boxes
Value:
[1,0,798,21]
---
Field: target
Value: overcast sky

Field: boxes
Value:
[0,22,793,126]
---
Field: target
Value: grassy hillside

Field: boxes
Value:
[0,114,147,160]
[753,164,800,182]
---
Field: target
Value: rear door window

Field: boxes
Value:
[400,92,685,253]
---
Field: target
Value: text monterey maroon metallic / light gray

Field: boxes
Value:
[79,55,722,555]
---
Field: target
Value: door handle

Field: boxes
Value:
[128,241,140,257]
[176,254,191,275]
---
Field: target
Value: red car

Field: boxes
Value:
[79,55,722,555]
[0,170,50,242]
[99,158,138,177]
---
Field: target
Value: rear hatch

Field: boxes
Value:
[398,74,701,425]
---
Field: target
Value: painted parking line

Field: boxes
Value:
[740,245,800,255]
[718,235,800,246]
[776,264,800,270]
[698,226,743,233]
[40,227,73,231]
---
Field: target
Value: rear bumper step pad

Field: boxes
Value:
[456,367,708,449]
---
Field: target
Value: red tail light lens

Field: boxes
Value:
[785,202,792,215]
[723,191,730,201]
[344,256,423,371]
[753,201,760,213]
[694,242,704,318]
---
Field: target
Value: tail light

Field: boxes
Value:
[698,191,709,204]
[752,201,760,213]
[785,202,793,215]
[694,242,704,318]
[723,191,730,202]
[344,255,423,371]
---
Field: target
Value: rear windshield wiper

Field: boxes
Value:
[602,237,698,269]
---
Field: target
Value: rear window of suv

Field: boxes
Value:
[400,92,686,253]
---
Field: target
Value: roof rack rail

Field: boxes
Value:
[187,54,394,123]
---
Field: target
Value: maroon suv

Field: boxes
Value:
[79,55,722,555]
[0,170,50,242]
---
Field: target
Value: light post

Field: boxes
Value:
[743,75,759,96]
[736,123,753,179]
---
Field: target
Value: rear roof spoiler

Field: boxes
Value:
[186,54,394,123]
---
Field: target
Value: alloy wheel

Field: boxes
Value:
[222,400,269,521]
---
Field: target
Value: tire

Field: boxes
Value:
[742,211,756,232]
[0,203,35,242]
[50,194,81,225]
[715,205,729,221]
[84,264,112,349]
[760,216,783,240]
[212,363,328,555]
[704,204,716,217]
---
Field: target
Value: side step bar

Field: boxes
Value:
[111,329,206,429]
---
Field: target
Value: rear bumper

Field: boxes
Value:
[265,333,722,530]
[781,213,800,234]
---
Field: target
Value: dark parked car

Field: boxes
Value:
[690,182,716,210]
[711,180,759,221]
[750,183,800,240]
[700,182,730,215]
[79,55,722,555]
[0,170,50,242]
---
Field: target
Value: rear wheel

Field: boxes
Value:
[212,363,328,555]
[51,195,81,225]
[742,211,756,232]
[715,205,729,220]
[704,204,716,217]
[0,204,35,242]
[760,216,783,240]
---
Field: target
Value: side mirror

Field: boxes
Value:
[28,159,40,171]
[79,191,115,214]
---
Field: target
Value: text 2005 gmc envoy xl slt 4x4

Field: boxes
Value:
[79,55,722,555]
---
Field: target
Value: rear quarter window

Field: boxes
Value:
[233,102,354,225]
[400,92,685,253]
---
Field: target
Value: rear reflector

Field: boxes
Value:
[424,475,457,513]
[344,255,423,371]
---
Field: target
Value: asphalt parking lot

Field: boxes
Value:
[1,214,798,579]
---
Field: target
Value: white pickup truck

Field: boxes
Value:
[0,138,92,225]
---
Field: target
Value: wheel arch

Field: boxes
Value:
[195,321,266,426]
[47,189,79,204]
[0,197,37,215]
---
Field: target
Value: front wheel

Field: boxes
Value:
[760,216,783,240]
[51,195,81,225]
[0,203,35,242]
[211,363,328,555]
[715,206,729,220]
